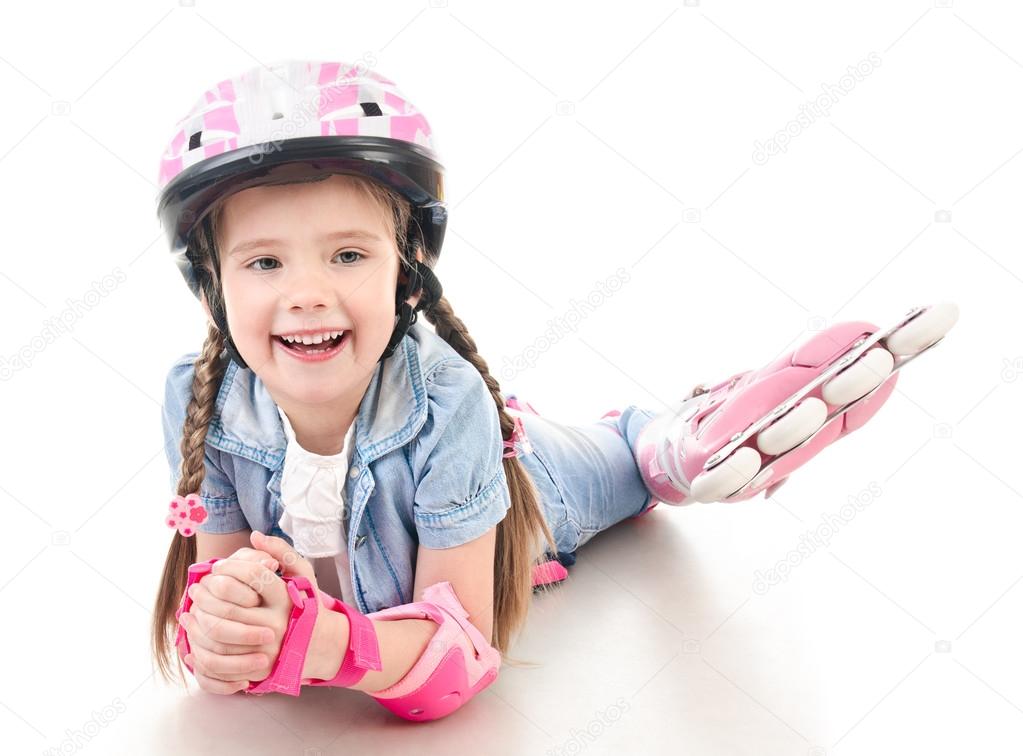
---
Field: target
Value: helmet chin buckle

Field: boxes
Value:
[380,259,443,361]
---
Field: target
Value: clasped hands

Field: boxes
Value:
[176,530,324,695]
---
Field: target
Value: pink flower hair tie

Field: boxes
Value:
[502,415,532,458]
[166,493,208,537]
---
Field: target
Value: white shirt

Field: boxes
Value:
[275,404,357,607]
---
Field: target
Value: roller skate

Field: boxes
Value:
[634,302,959,505]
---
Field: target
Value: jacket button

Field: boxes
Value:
[355,534,367,549]
[349,466,359,479]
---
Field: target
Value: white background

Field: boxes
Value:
[1,1,1020,754]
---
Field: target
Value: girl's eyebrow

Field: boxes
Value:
[229,230,384,257]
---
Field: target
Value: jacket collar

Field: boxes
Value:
[205,324,430,472]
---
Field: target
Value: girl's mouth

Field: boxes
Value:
[272,331,351,362]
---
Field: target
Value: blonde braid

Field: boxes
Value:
[150,323,228,683]
[422,295,559,661]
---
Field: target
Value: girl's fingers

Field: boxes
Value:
[250,531,316,581]
[179,613,268,656]
[188,643,269,682]
[190,603,274,647]
[224,547,279,571]
[198,573,261,609]
[186,655,256,694]
[189,581,266,630]
[208,558,285,602]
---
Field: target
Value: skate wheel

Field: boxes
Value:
[884,301,959,356]
[821,347,894,406]
[756,397,827,456]
[691,446,761,503]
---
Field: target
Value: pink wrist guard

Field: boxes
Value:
[174,558,382,696]
[304,589,383,689]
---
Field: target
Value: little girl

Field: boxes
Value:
[150,60,958,721]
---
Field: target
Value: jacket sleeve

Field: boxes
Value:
[411,358,512,549]
[162,354,249,534]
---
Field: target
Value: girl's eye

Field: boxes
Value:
[336,250,364,264]
[245,250,364,272]
[247,257,279,272]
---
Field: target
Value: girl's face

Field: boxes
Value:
[211,174,410,406]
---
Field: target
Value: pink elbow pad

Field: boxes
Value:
[363,581,502,722]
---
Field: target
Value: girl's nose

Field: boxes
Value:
[283,263,335,307]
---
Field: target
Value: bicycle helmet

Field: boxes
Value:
[155,60,445,368]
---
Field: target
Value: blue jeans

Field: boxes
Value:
[507,401,658,565]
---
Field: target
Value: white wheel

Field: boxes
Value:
[748,467,775,490]
[884,302,959,356]
[756,397,827,456]
[821,347,895,406]
[691,446,762,503]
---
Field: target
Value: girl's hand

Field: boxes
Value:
[178,571,278,694]
[179,532,322,694]
[212,530,319,588]
[221,538,284,576]
[247,530,318,582]
[175,532,282,693]
[176,612,271,695]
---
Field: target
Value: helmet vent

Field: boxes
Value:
[360,102,383,117]
[188,131,202,150]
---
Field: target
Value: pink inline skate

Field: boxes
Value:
[635,302,959,506]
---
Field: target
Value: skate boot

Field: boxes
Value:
[634,302,959,505]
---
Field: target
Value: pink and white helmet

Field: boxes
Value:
[155,60,447,301]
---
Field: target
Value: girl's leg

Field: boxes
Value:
[504,396,658,562]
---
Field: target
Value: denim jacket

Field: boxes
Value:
[161,320,513,614]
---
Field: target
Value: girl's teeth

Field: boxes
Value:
[282,330,344,344]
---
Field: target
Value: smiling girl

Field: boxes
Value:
[151,60,958,721]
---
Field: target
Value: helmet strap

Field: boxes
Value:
[205,289,250,370]
[379,257,443,362]
[195,252,250,370]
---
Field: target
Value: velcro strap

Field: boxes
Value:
[246,577,318,696]
[307,591,382,688]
